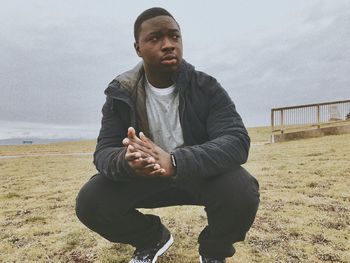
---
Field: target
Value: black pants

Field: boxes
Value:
[75,166,259,259]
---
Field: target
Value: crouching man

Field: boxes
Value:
[76,7,260,263]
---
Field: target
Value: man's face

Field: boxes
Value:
[134,15,183,74]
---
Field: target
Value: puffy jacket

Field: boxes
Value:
[93,60,250,181]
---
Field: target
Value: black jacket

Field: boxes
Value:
[93,60,250,181]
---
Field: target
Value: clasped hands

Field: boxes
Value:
[122,127,175,177]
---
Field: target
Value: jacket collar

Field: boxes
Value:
[105,59,193,96]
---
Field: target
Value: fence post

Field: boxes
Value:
[316,105,320,128]
[281,109,284,133]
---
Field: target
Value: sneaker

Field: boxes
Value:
[199,255,226,263]
[129,226,173,263]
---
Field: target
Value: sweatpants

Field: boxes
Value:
[75,166,260,259]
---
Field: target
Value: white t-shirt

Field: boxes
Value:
[145,80,184,152]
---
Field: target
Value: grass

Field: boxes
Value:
[247,126,271,143]
[0,129,349,262]
[0,140,96,156]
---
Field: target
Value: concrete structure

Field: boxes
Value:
[271,123,350,143]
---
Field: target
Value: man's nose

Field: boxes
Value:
[161,37,175,51]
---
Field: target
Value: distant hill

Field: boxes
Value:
[0,137,86,145]
[0,127,271,146]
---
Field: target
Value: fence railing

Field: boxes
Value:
[271,99,350,133]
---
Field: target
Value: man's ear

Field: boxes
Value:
[134,42,142,57]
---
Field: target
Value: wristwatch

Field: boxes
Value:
[170,153,177,168]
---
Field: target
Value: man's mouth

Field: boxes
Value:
[161,54,177,65]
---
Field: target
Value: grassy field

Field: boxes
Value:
[0,128,349,262]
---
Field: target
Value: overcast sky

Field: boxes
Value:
[1,0,349,140]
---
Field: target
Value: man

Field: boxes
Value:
[76,7,260,263]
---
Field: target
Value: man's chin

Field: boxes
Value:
[159,59,181,72]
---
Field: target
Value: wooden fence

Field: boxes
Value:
[271,99,350,134]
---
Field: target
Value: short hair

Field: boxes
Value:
[134,7,178,42]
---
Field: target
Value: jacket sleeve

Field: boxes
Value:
[173,83,250,179]
[93,96,136,181]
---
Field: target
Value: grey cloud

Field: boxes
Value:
[1,1,350,139]
[200,1,350,126]
[0,14,137,125]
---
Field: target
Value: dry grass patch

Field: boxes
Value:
[0,131,349,262]
[247,126,271,143]
[0,140,95,156]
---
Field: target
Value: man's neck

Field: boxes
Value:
[144,69,174,88]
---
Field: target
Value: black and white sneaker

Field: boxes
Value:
[129,226,173,263]
[199,255,226,263]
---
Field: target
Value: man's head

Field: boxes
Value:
[133,7,183,87]
[134,7,179,42]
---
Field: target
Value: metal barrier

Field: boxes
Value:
[271,99,350,134]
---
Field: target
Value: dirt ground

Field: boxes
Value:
[0,130,349,262]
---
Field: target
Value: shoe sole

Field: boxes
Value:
[152,234,174,263]
[199,256,225,263]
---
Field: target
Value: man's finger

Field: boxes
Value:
[125,151,142,161]
[127,144,148,157]
[129,156,156,169]
[122,138,129,146]
[128,127,136,138]
[148,168,166,176]
[128,127,143,143]
[126,145,149,159]
[139,132,148,141]
[139,132,159,156]
[127,128,151,149]
[129,137,150,149]
[128,144,136,152]
[128,144,151,159]
[133,164,165,176]
[139,132,154,146]
[144,163,160,170]
[139,167,164,177]
[136,157,156,167]
[128,141,153,156]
